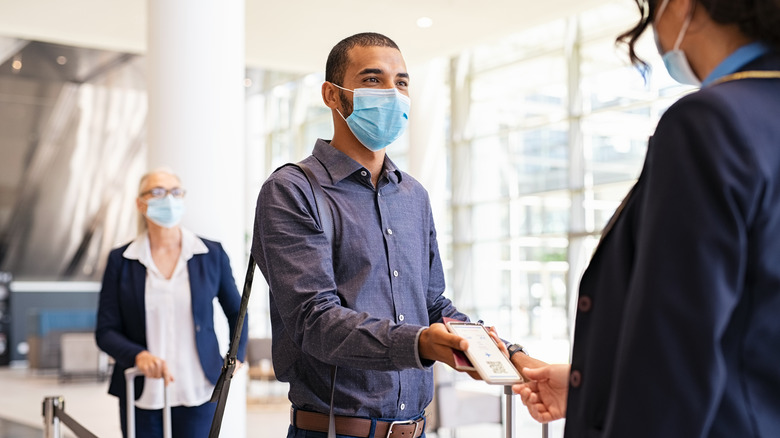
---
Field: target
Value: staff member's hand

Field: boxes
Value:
[513,364,570,423]
[135,350,174,386]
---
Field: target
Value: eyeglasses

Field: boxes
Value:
[140,187,186,199]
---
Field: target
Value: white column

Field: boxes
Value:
[407,57,449,253]
[146,1,247,436]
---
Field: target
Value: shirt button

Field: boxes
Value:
[393,270,399,277]
[578,296,592,312]
[400,403,406,410]
[570,370,582,388]
[399,314,405,321]
[387,228,393,235]
[360,170,368,177]
[195,325,201,332]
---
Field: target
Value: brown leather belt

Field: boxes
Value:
[292,408,425,438]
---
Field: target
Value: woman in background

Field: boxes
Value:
[96,168,247,438]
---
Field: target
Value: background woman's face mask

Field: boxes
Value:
[332,83,411,151]
[144,195,185,228]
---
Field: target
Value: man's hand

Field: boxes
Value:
[418,323,468,368]
[135,351,174,386]
[513,364,570,423]
[503,342,549,381]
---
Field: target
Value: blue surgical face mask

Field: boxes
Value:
[653,0,700,86]
[332,84,411,151]
[144,195,185,228]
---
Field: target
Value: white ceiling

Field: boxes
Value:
[0,0,611,73]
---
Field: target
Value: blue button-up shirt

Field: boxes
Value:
[251,139,468,419]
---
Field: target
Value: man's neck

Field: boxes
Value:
[330,131,385,187]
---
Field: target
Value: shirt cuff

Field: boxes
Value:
[389,324,429,370]
[413,327,434,369]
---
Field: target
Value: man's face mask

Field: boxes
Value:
[332,83,411,151]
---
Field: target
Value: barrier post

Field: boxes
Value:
[505,386,551,438]
[42,396,64,438]
[504,386,514,438]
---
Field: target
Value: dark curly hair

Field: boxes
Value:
[617,0,780,70]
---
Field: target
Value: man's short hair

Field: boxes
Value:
[325,32,400,86]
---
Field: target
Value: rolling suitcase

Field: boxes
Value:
[124,367,172,438]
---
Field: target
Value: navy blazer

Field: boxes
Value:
[566,52,780,437]
[95,236,248,400]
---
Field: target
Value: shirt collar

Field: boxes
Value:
[180,228,209,259]
[313,138,404,185]
[123,227,208,267]
[702,41,771,87]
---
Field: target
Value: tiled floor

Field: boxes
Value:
[0,417,41,438]
[0,363,560,438]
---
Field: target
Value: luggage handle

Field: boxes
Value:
[124,367,172,438]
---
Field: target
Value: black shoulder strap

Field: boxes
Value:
[208,258,254,438]
[294,161,334,242]
[209,159,333,438]
[293,161,337,438]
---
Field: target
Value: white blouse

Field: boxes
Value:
[123,228,214,409]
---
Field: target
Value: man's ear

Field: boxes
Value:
[322,82,340,110]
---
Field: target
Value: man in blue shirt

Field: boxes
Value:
[251,32,469,438]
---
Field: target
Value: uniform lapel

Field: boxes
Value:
[596,184,636,251]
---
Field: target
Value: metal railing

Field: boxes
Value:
[42,367,170,438]
[42,396,98,438]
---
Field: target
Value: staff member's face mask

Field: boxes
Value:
[332,83,411,151]
[653,0,700,86]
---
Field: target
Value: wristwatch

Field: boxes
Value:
[507,343,528,359]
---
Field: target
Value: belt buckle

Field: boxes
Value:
[386,418,419,438]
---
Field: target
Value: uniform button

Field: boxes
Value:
[361,170,368,177]
[393,270,399,277]
[570,370,582,388]
[399,314,405,321]
[195,325,201,332]
[400,403,406,410]
[387,228,393,235]
[578,296,592,312]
